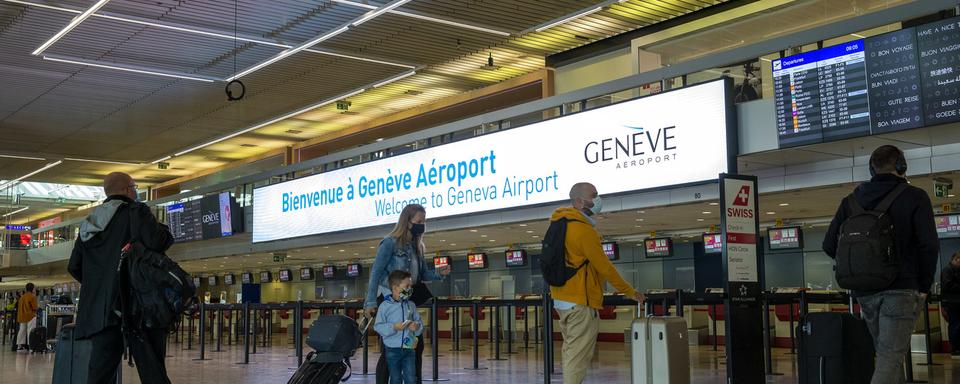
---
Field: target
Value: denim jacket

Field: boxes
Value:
[364,236,442,309]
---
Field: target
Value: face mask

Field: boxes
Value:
[399,288,412,301]
[410,223,425,237]
[588,196,603,216]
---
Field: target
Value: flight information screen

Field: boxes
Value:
[773,40,870,147]
[768,227,803,250]
[703,233,723,254]
[644,238,672,258]
[936,214,960,238]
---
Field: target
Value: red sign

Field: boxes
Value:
[39,216,61,229]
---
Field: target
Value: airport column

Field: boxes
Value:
[719,174,765,384]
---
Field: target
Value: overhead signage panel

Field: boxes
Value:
[253,79,731,242]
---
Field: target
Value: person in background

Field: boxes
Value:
[941,251,960,359]
[374,270,423,384]
[16,282,38,352]
[550,182,645,384]
[823,145,939,384]
[363,204,450,384]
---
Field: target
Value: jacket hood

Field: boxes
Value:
[853,174,907,210]
[79,200,125,242]
[551,207,591,223]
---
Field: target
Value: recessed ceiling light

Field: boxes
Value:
[470,229,478,233]
[450,243,457,246]
[353,253,359,256]
[440,239,447,242]
[489,240,496,242]
[518,224,527,227]
[480,234,488,238]
[949,194,956,198]
[697,218,705,222]
[531,235,540,238]
[779,203,790,207]
[638,210,646,214]
[526,230,534,233]
[701,211,711,215]
[634,225,643,228]
[369,246,375,249]
[338,249,345,252]
[257,261,263,264]
[766,212,776,215]
[709,202,719,206]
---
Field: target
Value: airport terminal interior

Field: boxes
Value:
[4,0,960,383]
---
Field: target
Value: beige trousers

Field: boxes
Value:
[558,305,599,384]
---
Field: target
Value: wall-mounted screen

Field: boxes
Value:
[703,233,723,254]
[768,227,804,250]
[644,238,673,258]
[468,253,488,270]
[347,264,362,277]
[207,276,218,286]
[602,242,619,260]
[193,277,201,287]
[936,214,960,238]
[433,256,450,269]
[505,250,527,267]
[772,16,960,149]
[252,79,732,243]
[241,273,252,284]
[224,274,235,285]
[278,269,292,282]
[259,271,272,283]
[300,268,314,281]
[323,266,335,279]
[167,192,243,243]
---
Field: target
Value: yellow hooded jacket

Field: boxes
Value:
[548,207,637,310]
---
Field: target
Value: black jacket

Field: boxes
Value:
[68,195,173,338]
[823,174,939,295]
[942,264,960,294]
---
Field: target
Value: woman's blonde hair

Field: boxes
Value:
[387,204,426,256]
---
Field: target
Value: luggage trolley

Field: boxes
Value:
[44,304,77,349]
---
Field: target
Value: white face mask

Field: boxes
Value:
[588,196,603,216]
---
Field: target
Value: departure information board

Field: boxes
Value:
[773,16,960,148]
[167,192,241,243]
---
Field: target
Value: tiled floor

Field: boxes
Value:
[2,334,958,383]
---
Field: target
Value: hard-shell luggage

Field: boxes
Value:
[797,312,874,384]
[631,315,690,384]
[28,326,47,353]
[287,315,369,384]
[52,324,92,384]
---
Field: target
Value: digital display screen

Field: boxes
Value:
[300,268,314,281]
[347,264,361,277]
[259,271,272,283]
[703,233,723,254]
[768,227,803,250]
[433,256,450,269]
[936,214,960,238]
[644,238,672,258]
[193,277,201,287]
[207,276,218,286]
[917,18,960,126]
[505,250,527,267]
[167,192,241,243]
[602,242,619,260]
[224,274,235,285]
[468,253,488,270]
[864,27,923,133]
[252,80,731,243]
[241,273,252,284]
[278,269,292,282]
[323,266,335,279]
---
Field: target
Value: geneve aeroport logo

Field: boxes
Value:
[582,125,678,169]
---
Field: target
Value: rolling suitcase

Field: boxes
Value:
[631,312,690,384]
[287,315,369,384]
[52,324,92,384]
[29,326,48,353]
[797,312,874,384]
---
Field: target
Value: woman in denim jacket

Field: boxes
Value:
[364,203,450,384]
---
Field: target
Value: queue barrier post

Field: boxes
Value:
[464,301,487,371]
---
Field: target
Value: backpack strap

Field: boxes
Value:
[874,183,909,214]
[845,194,865,217]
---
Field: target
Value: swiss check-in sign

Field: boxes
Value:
[724,179,759,283]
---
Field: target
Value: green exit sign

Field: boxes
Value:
[273,255,284,263]
[936,184,949,198]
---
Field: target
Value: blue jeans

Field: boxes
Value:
[385,347,416,384]
[858,289,922,384]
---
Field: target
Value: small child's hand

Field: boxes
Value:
[394,322,406,331]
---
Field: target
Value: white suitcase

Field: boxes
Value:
[630,316,690,384]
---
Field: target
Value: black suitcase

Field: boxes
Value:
[288,352,350,384]
[29,326,47,353]
[797,312,874,384]
[287,315,368,384]
[52,324,92,384]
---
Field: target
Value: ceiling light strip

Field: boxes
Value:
[534,6,604,32]
[31,0,111,55]
[332,0,510,36]
[0,154,46,161]
[64,157,141,166]
[2,206,29,218]
[352,0,412,26]
[43,55,217,82]
[372,70,416,88]
[7,0,416,69]
[225,26,349,82]
[0,160,63,192]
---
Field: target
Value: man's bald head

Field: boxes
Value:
[569,182,596,202]
[103,172,136,199]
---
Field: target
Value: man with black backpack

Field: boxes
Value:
[823,145,939,384]
[68,172,175,384]
[542,182,644,384]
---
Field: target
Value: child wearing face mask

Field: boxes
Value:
[374,270,423,384]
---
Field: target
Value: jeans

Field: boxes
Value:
[557,305,599,384]
[945,304,960,353]
[858,289,922,384]
[385,347,417,384]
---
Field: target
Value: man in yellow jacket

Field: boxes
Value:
[550,182,645,384]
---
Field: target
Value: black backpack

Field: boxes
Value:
[121,206,197,331]
[540,218,588,287]
[834,184,908,291]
